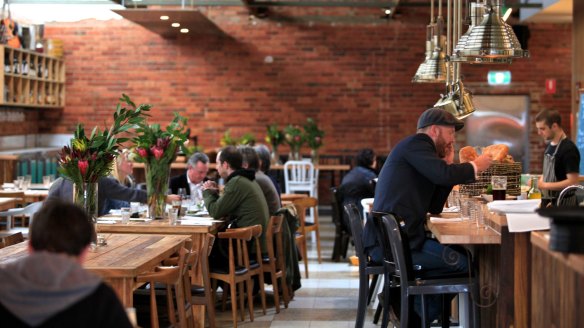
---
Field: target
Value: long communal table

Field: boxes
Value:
[0,233,189,307]
[97,217,223,328]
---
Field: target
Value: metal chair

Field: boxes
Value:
[0,201,43,239]
[345,203,392,328]
[331,187,351,262]
[283,160,318,224]
[373,214,476,328]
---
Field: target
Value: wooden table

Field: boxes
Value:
[97,218,223,328]
[530,231,584,327]
[0,197,18,211]
[0,233,188,307]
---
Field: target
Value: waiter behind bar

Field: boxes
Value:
[534,109,581,206]
[371,107,492,323]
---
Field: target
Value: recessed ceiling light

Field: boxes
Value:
[180,28,189,33]
[171,22,180,27]
[160,15,169,20]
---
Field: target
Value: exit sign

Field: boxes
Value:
[488,71,511,85]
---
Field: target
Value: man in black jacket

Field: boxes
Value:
[169,152,210,201]
[371,107,492,323]
[0,200,133,328]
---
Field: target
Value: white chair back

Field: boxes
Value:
[283,161,316,197]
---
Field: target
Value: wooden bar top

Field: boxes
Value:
[531,231,584,275]
[427,212,501,245]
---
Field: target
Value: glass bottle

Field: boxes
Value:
[528,176,542,199]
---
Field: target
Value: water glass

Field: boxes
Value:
[459,197,471,220]
[168,207,179,225]
[172,200,182,217]
[130,202,140,216]
[42,175,52,187]
[121,207,131,224]
[476,204,489,229]
[447,190,459,209]
[469,202,478,222]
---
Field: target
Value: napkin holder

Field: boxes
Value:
[536,207,584,254]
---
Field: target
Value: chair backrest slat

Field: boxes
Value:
[345,204,366,268]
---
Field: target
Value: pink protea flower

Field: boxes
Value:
[136,147,148,158]
[78,160,89,176]
[150,146,164,159]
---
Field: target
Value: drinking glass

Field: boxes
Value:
[42,175,52,187]
[121,207,131,224]
[491,176,507,201]
[168,207,179,225]
[459,196,471,220]
[172,200,182,217]
[130,202,140,216]
[476,204,488,229]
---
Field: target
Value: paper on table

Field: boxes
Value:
[506,213,550,232]
[182,215,214,220]
[180,220,214,226]
[430,217,463,223]
[97,220,117,224]
[442,206,459,213]
[487,199,540,213]
[98,216,121,221]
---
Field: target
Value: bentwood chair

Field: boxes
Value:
[261,215,290,313]
[191,233,216,328]
[293,196,321,278]
[345,204,392,328]
[0,231,24,248]
[373,214,476,328]
[245,224,267,317]
[331,187,351,262]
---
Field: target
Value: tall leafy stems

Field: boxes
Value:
[131,113,189,219]
[57,94,151,185]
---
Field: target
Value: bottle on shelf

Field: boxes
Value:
[527,176,542,199]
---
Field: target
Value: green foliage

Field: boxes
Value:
[57,94,150,184]
[265,124,285,147]
[303,117,324,150]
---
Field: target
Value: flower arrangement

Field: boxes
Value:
[239,132,256,146]
[303,117,325,150]
[265,123,285,148]
[132,113,189,219]
[284,124,305,160]
[220,129,238,147]
[58,95,150,224]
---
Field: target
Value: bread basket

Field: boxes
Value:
[460,162,522,196]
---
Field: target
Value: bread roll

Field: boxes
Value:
[483,144,509,162]
[459,146,478,163]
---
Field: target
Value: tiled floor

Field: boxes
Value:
[213,210,379,327]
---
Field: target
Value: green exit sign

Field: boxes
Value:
[488,71,511,85]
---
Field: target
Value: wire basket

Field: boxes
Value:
[460,162,522,196]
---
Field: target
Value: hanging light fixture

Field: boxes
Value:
[412,0,447,83]
[454,0,529,61]
[434,0,475,119]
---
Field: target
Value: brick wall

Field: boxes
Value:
[4,6,569,174]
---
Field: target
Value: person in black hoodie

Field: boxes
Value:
[0,200,132,328]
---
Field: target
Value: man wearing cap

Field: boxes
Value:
[369,107,492,323]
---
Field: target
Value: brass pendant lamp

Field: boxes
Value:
[412,0,447,83]
[454,0,529,61]
[434,0,476,119]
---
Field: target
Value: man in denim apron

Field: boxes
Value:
[534,109,581,207]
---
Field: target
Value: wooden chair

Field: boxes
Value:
[136,246,195,328]
[1,232,24,247]
[246,224,267,317]
[191,233,216,328]
[261,215,290,313]
[293,196,321,278]
[209,226,255,328]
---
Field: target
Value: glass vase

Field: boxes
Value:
[270,145,281,165]
[311,149,319,164]
[145,161,171,220]
[290,146,301,161]
[73,182,98,245]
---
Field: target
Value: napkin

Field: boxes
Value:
[506,213,550,232]
[487,199,540,213]
[97,220,116,224]
[180,220,214,226]
[442,206,459,213]
[430,217,463,223]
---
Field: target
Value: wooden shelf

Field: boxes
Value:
[0,45,65,108]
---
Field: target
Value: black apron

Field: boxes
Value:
[542,138,577,206]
